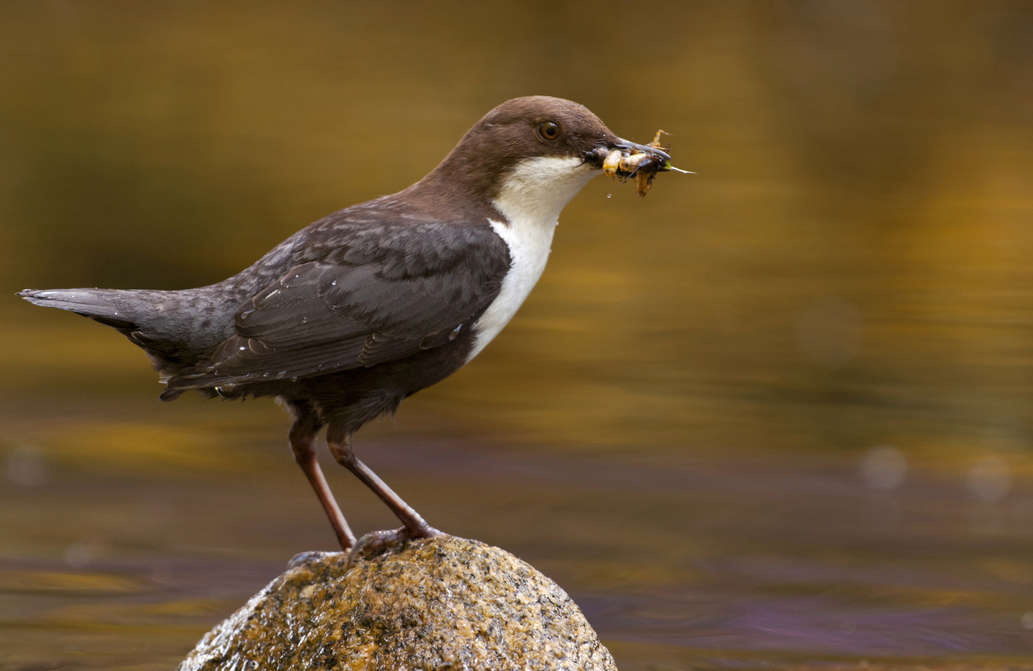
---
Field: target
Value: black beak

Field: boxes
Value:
[612,138,672,162]
[582,135,690,175]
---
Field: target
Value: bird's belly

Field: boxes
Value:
[467,217,556,362]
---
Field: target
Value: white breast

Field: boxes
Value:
[467,156,598,362]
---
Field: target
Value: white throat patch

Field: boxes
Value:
[467,156,598,362]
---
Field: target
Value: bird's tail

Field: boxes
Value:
[18,287,206,399]
[18,288,140,329]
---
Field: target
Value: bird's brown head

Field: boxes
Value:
[411,96,666,222]
[471,96,621,165]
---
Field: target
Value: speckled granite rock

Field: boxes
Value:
[179,535,617,670]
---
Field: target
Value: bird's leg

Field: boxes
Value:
[287,401,356,551]
[326,435,442,549]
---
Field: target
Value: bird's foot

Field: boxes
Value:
[344,525,443,569]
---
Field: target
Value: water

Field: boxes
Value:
[1,2,1032,668]
[1,400,1031,668]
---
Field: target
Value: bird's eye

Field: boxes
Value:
[538,121,560,141]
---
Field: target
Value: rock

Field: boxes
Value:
[179,535,618,670]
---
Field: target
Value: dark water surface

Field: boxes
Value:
[2,2,1033,669]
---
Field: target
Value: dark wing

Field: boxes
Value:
[167,219,510,391]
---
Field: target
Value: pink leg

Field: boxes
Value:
[327,436,440,541]
[288,402,356,551]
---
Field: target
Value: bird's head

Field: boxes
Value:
[414,96,674,223]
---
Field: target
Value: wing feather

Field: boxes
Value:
[167,218,510,391]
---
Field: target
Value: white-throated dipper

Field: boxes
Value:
[20,96,675,553]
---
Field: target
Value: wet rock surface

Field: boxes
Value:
[178,535,617,670]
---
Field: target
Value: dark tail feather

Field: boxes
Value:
[18,288,138,328]
[19,286,238,400]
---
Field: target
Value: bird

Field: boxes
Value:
[19,96,675,554]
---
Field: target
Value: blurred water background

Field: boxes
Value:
[1,2,1032,669]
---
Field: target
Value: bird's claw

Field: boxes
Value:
[344,525,443,569]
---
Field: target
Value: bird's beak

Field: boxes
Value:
[612,138,672,163]
[583,136,691,174]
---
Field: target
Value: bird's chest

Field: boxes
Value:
[467,216,557,361]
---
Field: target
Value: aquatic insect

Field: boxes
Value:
[594,129,689,197]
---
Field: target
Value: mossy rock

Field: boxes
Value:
[179,535,617,670]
